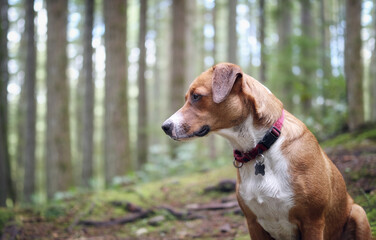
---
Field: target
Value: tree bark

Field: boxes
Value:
[104,0,131,185]
[319,0,332,115]
[300,0,315,111]
[345,0,364,131]
[258,0,266,82]
[276,0,293,111]
[137,0,148,168]
[370,0,376,122]
[23,0,37,203]
[227,0,237,64]
[46,0,73,199]
[169,0,187,158]
[0,0,10,207]
[82,0,95,188]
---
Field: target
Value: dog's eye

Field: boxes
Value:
[192,93,202,102]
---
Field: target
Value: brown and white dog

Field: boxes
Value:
[162,63,372,240]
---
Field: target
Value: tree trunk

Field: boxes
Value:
[300,0,315,111]
[137,0,148,168]
[23,0,37,203]
[319,0,332,115]
[46,0,73,199]
[185,0,196,84]
[0,0,10,207]
[151,0,161,145]
[208,1,217,160]
[169,0,187,158]
[345,0,364,131]
[104,0,131,185]
[258,0,266,82]
[82,0,94,188]
[370,0,376,122]
[276,0,293,111]
[227,0,237,64]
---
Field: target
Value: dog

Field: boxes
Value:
[162,63,372,240]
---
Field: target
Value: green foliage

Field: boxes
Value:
[321,125,376,148]
[0,208,14,234]
[42,205,66,220]
[0,209,14,235]
[134,142,229,183]
[355,193,376,236]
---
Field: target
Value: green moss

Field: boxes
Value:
[321,127,376,149]
[0,208,14,234]
[355,193,376,237]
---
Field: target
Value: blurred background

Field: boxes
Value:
[0,0,375,207]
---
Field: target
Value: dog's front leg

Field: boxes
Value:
[299,219,325,240]
[246,220,274,240]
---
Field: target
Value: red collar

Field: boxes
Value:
[233,110,285,164]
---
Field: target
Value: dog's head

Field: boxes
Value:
[161,63,282,141]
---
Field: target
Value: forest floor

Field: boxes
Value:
[1,128,376,240]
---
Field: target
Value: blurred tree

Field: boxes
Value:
[370,0,376,123]
[275,0,293,111]
[319,0,332,114]
[104,0,131,184]
[185,0,196,83]
[299,0,316,111]
[137,0,148,168]
[46,0,73,199]
[0,0,11,207]
[23,0,36,203]
[344,0,364,131]
[82,0,94,188]
[169,0,187,158]
[258,0,266,82]
[209,0,217,160]
[151,0,162,144]
[227,0,237,64]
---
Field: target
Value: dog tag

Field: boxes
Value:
[255,162,265,176]
[255,154,265,176]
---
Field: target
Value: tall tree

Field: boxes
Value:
[258,0,266,82]
[275,0,293,111]
[137,0,148,168]
[23,0,37,203]
[227,0,237,64]
[104,0,131,185]
[46,0,73,199]
[344,0,364,131]
[370,0,376,123]
[169,0,187,157]
[0,0,10,207]
[82,0,95,187]
[319,0,332,114]
[300,0,316,111]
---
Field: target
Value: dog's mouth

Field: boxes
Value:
[171,125,210,141]
[194,125,210,137]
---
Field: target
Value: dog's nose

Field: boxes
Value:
[162,121,173,136]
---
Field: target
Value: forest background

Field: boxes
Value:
[0,0,375,208]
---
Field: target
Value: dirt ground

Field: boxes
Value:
[2,145,376,240]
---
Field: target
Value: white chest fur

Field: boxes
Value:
[238,137,297,240]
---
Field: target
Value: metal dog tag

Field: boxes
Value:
[255,154,265,176]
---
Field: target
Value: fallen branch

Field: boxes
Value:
[78,210,152,227]
[158,205,205,221]
[186,201,239,211]
[110,201,143,213]
[204,179,236,193]
[67,202,95,232]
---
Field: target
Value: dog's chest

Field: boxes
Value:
[238,154,297,240]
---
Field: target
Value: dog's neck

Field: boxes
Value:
[216,115,269,153]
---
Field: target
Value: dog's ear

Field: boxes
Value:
[212,63,243,104]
